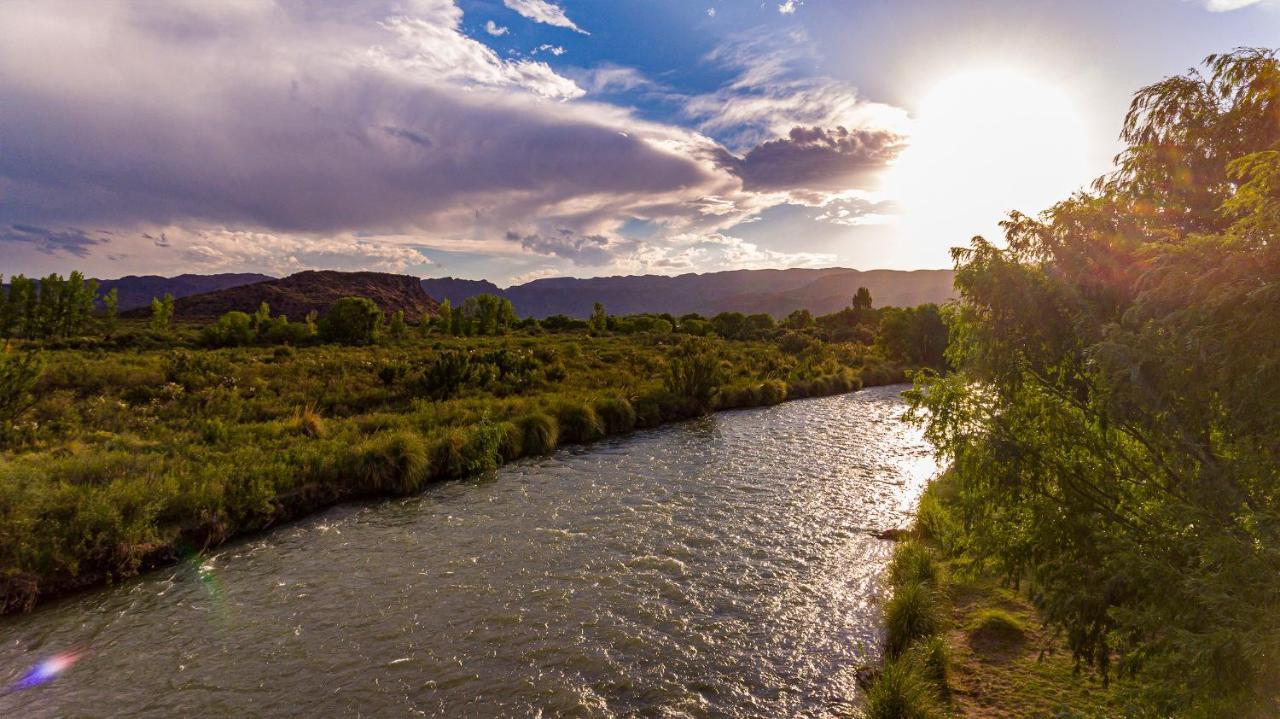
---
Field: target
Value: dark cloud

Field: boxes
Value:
[728,125,904,192]
[506,229,616,265]
[0,0,732,239]
[0,224,102,258]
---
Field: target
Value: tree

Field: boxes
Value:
[589,302,608,334]
[149,293,175,333]
[101,287,119,339]
[0,350,43,439]
[782,309,814,330]
[460,294,516,336]
[387,310,408,340]
[433,299,453,335]
[852,286,873,310]
[318,296,382,345]
[202,311,255,347]
[908,49,1280,715]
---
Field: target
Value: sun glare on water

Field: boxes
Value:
[883,68,1091,263]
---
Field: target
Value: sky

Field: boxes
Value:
[0,0,1277,285]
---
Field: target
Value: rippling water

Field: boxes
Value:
[0,386,936,718]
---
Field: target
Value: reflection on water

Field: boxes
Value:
[0,386,935,718]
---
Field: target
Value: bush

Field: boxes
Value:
[554,401,604,444]
[350,431,430,495]
[418,351,473,400]
[908,635,950,697]
[664,341,723,413]
[863,655,944,719]
[884,581,944,658]
[592,396,636,434]
[0,350,43,433]
[518,413,559,455]
[433,422,504,478]
[201,311,255,347]
[319,297,382,345]
[888,541,944,589]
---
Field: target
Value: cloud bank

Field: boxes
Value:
[0,0,902,280]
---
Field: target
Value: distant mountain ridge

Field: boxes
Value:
[122,270,438,322]
[422,268,955,318]
[84,273,273,311]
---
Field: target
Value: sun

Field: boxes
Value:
[881,67,1091,263]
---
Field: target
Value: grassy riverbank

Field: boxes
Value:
[0,324,909,614]
[862,472,1138,719]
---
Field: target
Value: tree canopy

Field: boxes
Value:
[910,48,1280,717]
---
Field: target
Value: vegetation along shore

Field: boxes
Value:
[862,49,1280,719]
[0,277,946,616]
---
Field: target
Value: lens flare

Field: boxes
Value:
[13,651,82,690]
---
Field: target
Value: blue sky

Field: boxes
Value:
[0,0,1276,284]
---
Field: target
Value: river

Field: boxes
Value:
[0,385,936,718]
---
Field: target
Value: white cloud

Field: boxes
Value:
[0,0,902,281]
[485,20,509,36]
[534,44,566,56]
[502,0,587,34]
[778,1,801,14]
[1201,0,1268,9]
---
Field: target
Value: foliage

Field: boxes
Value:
[663,340,724,413]
[908,48,1280,717]
[149,293,175,333]
[318,296,382,345]
[0,272,100,340]
[457,294,516,336]
[0,350,44,436]
[862,654,944,719]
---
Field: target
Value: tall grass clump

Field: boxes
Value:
[518,412,559,455]
[349,430,430,495]
[433,422,505,478]
[553,401,605,444]
[887,540,944,589]
[862,655,944,719]
[593,396,636,434]
[884,581,944,659]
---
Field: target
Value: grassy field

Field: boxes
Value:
[0,320,906,614]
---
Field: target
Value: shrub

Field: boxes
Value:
[319,297,382,345]
[350,431,430,495]
[760,379,787,404]
[884,582,944,658]
[201,311,255,347]
[518,413,559,455]
[909,635,950,697]
[496,421,523,460]
[631,392,664,428]
[863,655,943,719]
[593,396,636,434]
[0,349,43,432]
[888,541,944,589]
[664,341,723,413]
[433,422,504,478]
[290,404,325,438]
[418,351,473,400]
[554,401,604,444]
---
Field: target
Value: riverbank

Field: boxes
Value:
[862,472,1137,718]
[0,332,908,615]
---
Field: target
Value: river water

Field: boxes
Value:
[0,386,936,718]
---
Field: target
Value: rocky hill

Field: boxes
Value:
[124,270,438,322]
[424,268,955,318]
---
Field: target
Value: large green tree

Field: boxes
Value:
[910,48,1280,717]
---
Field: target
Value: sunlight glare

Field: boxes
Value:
[883,68,1090,262]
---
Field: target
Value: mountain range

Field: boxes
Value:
[98,267,954,320]
[119,270,438,322]
[421,268,955,318]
